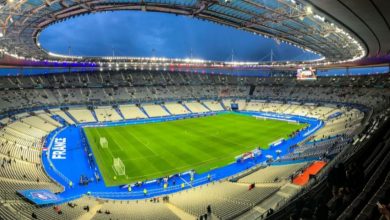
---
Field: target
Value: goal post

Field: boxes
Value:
[287,120,299,125]
[100,137,108,148]
[112,157,125,176]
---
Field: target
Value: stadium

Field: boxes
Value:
[0,0,389,219]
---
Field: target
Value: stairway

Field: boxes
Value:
[36,114,62,127]
[114,106,125,120]
[181,103,193,113]
[64,110,78,123]
[90,108,99,122]
[139,106,150,118]
[220,100,228,111]
[76,202,104,220]
[200,102,212,112]
[160,104,172,115]
[249,85,256,96]
[165,203,196,220]
[50,115,68,126]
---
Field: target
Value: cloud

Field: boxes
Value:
[39,11,320,61]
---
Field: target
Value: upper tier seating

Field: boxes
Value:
[0,72,388,114]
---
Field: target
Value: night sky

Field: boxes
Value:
[39,11,320,62]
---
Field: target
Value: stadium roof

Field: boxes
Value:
[306,0,390,66]
[0,0,388,67]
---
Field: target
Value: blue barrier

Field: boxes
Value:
[39,110,321,201]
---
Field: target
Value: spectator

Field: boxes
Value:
[328,187,344,218]
[300,207,312,220]
[313,197,328,220]
[378,204,390,220]
[207,205,211,213]
[378,192,390,220]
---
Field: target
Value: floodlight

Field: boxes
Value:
[306,6,313,15]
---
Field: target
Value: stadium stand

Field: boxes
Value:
[2,0,390,217]
[203,101,225,111]
[265,108,390,220]
[238,163,307,184]
[67,108,96,123]
[118,104,148,119]
[169,181,280,219]
[164,102,191,115]
[34,112,63,128]
[92,200,181,220]
[283,136,351,160]
[236,183,303,219]
[50,109,76,125]
[183,101,210,113]
[0,70,388,220]
[142,104,170,117]
[7,196,100,220]
[222,99,233,110]
[292,161,327,186]
[94,106,122,122]
[0,72,388,114]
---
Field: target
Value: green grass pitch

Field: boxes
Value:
[84,113,306,186]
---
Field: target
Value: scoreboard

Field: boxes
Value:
[297,68,317,80]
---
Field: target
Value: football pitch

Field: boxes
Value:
[84,113,306,186]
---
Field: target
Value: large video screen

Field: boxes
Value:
[297,68,317,80]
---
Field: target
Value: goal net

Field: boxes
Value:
[287,120,299,124]
[100,137,108,148]
[112,157,125,176]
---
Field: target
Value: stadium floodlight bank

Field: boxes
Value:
[113,157,125,176]
[100,137,108,148]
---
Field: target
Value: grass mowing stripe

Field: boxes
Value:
[84,113,306,186]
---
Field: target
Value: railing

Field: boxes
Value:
[43,127,72,187]
[0,191,21,202]
[262,109,389,219]
[0,96,371,123]
[90,175,214,199]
